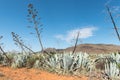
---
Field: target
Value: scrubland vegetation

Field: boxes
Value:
[0,51,120,80]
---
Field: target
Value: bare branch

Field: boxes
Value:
[106,6,120,41]
[0,36,11,64]
[11,32,35,54]
[72,31,80,54]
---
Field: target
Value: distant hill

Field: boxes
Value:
[64,44,120,54]
[44,44,120,54]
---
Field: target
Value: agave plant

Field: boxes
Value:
[100,52,120,79]
[104,59,120,79]
[11,53,28,68]
[34,52,90,74]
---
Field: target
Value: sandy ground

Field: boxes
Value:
[0,65,88,80]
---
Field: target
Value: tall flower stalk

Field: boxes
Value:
[27,4,44,51]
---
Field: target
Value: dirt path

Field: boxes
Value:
[0,65,88,80]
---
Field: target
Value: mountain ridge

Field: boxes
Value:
[44,44,120,54]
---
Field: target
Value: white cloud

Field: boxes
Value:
[112,6,120,11]
[55,35,64,40]
[104,0,120,14]
[112,6,120,20]
[105,0,112,6]
[55,26,97,43]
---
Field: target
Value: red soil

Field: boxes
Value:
[0,65,88,80]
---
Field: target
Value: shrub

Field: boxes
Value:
[11,53,28,68]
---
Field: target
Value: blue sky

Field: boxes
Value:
[0,0,120,52]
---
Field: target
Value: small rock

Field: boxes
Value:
[0,72,5,77]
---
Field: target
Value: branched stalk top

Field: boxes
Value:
[27,3,44,51]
